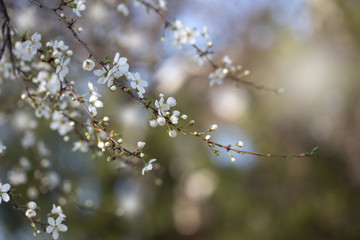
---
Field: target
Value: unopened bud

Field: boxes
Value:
[236,141,244,147]
[209,124,218,131]
[66,50,73,56]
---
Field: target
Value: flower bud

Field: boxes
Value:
[210,124,218,131]
[157,116,166,126]
[150,119,158,127]
[169,129,177,138]
[137,141,145,148]
[27,201,37,210]
[236,141,244,147]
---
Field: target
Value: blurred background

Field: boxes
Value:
[1,0,360,239]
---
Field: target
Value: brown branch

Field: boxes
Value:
[28,0,315,159]
[138,0,281,94]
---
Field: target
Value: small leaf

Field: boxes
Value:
[311,146,319,153]
[146,99,153,105]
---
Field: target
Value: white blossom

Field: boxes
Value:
[157,116,166,126]
[13,41,33,61]
[41,171,61,190]
[168,129,177,138]
[128,72,148,98]
[8,168,27,186]
[46,216,68,240]
[117,4,129,16]
[23,32,42,55]
[50,111,73,136]
[21,130,35,148]
[210,124,218,131]
[0,183,11,204]
[73,0,86,17]
[155,94,177,116]
[82,59,95,71]
[88,95,103,116]
[236,141,244,147]
[94,63,125,87]
[38,140,51,156]
[158,0,167,10]
[149,119,158,127]
[202,26,210,40]
[222,55,232,68]
[137,141,145,149]
[72,141,89,152]
[142,159,156,175]
[56,57,70,82]
[209,68,226,87]
[170,20,200,49]
[25,209,36,218]
[27,201,37,210]
[48,40,69,58]
[169,114,178,125]
[51,204,66,219]
[88,81,100,97]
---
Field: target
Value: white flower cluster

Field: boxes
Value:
[0,58,16,80]
[4,32,43,77]
[25,201,37,218]
[73,0,86,17]
[154,93,177,116]
[208,55,248,87]
[152,93,188,138]
[13,32,42,63]
[92,53,149,99]
[94,52,129,87]
[170,20,200,49]
[45,40,72,82]
[50,110,74,136]
[87,81,103,116]
[126,72,148,98]
[32,70,60,95]
[194,26,214,67]
[46,205,68,239]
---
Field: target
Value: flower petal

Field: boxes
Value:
[46,226,54,233]
[1,193,9,202]
[1,183,10,192]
